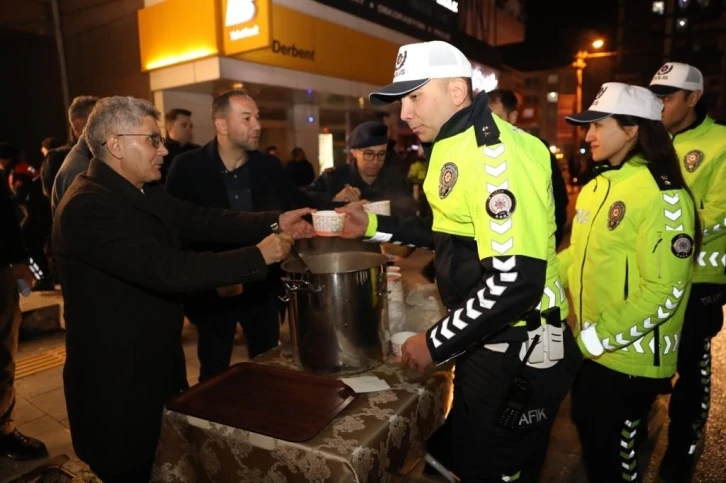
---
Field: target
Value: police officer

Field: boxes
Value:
[338,40,580,482]
[305,121,415,216]
[648,63,726,481]
[560,82,698,483]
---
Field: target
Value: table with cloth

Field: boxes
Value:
[150,347,453,483]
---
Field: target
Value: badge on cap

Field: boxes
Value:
[607,201,626,230]
[683,150,704,173]
[439,162,458,199]
[657,63,674,76]
[486,189,516,220]
[671,233,694,259]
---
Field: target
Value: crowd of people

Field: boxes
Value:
[0,37,723,483]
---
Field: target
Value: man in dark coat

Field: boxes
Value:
[167,89,334,380]
[0,176,48,460]
[160,108,200,183]
[304,121,415,217]
[40,95,98,198]
[52,96,313,482]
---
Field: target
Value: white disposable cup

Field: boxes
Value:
[387,272,404,303]
[391,331,417,358]
[312,211,346,236]
[363,200,391,216]
[386,266,401,273]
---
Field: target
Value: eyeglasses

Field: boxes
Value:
[361,150,387,161]
[101,133,165,148]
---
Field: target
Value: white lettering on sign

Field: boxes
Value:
[436,0,459,13]
[226,0,257,27]
[229,24,260,41]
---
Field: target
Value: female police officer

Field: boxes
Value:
[559,82,699,483]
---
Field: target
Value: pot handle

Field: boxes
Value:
[378,270,387,298]
[281,278,323,295]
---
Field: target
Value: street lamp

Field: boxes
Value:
[572,39,617,159]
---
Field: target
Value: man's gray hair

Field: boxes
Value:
[68,95,99,123]
[85,96,161,159]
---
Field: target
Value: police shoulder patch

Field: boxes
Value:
[607,201,626,230]
[684,150,704,173]
[671,233,694,259]
[486,189,516,219]
[439,162,458,199]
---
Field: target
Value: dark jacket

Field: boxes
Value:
[305,163,415,216]
[0,178,27,269]
[52,159,279,474]
[285,159,316,187]
[51,135,92,214]
[167,139,332,214]
[41,142,73,198]
[161,138,200,183]
[166,139,332,308]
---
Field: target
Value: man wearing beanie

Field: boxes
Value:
[305,121,415,216]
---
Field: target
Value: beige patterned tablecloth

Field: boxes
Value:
[150,348,453,483]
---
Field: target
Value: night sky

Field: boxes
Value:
[501,0,619,71]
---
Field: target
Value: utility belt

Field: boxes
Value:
[483,307,566,369]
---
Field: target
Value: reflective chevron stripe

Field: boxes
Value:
[620,418,640,481]
[601,284,684,351]
[689,340,713,454]
[429,256,517,349]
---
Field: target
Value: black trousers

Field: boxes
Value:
[667,283,725,457]
[92,459,153,483]
[428,326,580,482]
[188,295,281,382]
[572,360,671,483]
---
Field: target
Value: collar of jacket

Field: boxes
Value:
[422,91,501,158]
[594,154,648,182]
[86,158,156,202]
[77,135,91,158]
[674,99,708,137]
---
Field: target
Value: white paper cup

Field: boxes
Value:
[312,210,346,237]
[386,266,401,273]
[391,331,417,358]
[363,200,391,216]
[387,272,404,303]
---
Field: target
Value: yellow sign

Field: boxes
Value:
[222,0,272,55]
[138,0,219,71]
[137,0,398,86]
[235,4,397,86]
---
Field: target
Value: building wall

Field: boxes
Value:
[0,28,66,167]
[62,0,149,100]
[0,0,150,167]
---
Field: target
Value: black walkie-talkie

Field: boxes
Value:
[497,335,539,429]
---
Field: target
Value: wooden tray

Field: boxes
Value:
[166,363,357,442]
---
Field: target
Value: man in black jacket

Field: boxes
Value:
[53,95,314,482]
[161,108,200,183]
[167,89,331,381]
[0,178,48,460]
[488,89,569,248]
[40,95,98,198]
[51,134,92,214]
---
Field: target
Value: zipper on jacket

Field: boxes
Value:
[624,257,629,300]
[579,177,611,329]
[654,326,661,366]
